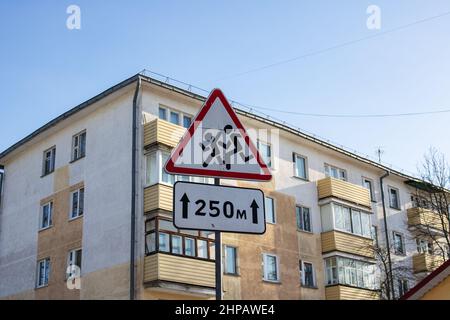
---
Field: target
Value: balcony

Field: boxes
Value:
[317,177,371,208]
[412,253,445,273]
[321,230,375,258]
[325,285,379,300]
[143,118,186,149]
[144,183,173,213]
[144,253,215,291]
[407,207,447,231]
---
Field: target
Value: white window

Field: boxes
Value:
[37,258,50,288]
[159,232,170,252]
[171,235,182,255]
[42,147,56,176]
[197,239,208,258]
[296,206,312,232]
[300,260,316,288]
[40,202,53,230]
[72,131,86,161]
[389,187,400,209]
[324,164,346,181]
[363,178,375,202]
[158,105,192,128]
[393,231,405,255]
[67,249,82,279]
[263,254,279,282]
[257,141,272,168]
[293,153,307,180]
[224,245,238,275]
[325,256,376,290]
[265,197,276,224]
[70,188,84,219]
[416,239,432,254]
[184,237,195,256]
[321,203,372,238]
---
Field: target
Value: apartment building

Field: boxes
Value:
[0,73,447,300]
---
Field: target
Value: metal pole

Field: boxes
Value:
[214,178,222,300]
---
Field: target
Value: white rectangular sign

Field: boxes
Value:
[173,181,266,234]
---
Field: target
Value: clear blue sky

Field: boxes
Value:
[1,1,449,176]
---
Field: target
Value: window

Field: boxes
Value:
[67,249,82,279]
[393,231,405,255]
[72,131,86,161]
[145,217,215,260]
[320,203,372,238]
[263,254,279,282]
[146,150,212,186]
[170,111,180,125]
[300,260,316,288]
[42,147,56,176]
[389,187,400,209]
[40,202,53,230]
[363,178,375,201]
[265,197,275,224]
[70,188,84,219]
[325,256,375,290]
[158,105,192,128]
[324,164,346,181]
[158,107,167,120]
[183,115,192,128]
[224,246,238,275]
[296,206,311,232]
[397,279,409,297]
[293,154,307,180]
[36,258,50,288]
[257,141,272,167]
[371,226,379,247]
[416,239,432,254]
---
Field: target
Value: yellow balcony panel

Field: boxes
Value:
[407,207,448,231]
[143,118,186,148]
[144,184,173,213]
[325,285,379,300]
[317,177,371,208]
[413,253,445,273]
[144,253,215,288]
[321,230,374,258]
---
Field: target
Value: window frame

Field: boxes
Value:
[224,245,239,276]
[158,104,193,128]
[144,217,215,261]
[324,256,376,290]
[293,153,308,180]
[362,177,376,202]
[296,205,312,232]
[66,248,82,279]
[42,146,56,176]
[262,253,280,283]
[393,231,406,255]
[257,140,272,168]
[36,258,50,288]
[299,260,316,288]
[388,186,401,210]
[324,163,347,181]
[39,201,53,230]
[324,202,372,238]
[71,130,86,162]
[70,187,84,220]
[265,196,276,224]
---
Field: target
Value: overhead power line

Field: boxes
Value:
[215,10,450,81]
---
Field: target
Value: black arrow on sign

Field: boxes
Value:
[180,193,190,219]
[250,200,259,224]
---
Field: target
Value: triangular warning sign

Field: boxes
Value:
[165,88,272,181]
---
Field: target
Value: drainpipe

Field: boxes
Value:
[130,76,141,300]
[0,165,4,210]
[380,170,395,300]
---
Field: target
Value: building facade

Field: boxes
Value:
[0,74,447,300]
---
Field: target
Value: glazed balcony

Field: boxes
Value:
[317,177,371,208]
[144,183,173,213]
[407,207,448,231]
